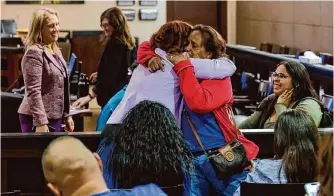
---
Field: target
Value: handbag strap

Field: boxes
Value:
[184,109,209,157]
[225,104,239,140]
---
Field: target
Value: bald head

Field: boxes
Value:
[42,136,102,189]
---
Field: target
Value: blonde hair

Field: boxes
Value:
[25,8,59,52]
[100,7,135,50]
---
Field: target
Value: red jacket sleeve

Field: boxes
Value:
[173,60,233,114]
[136,41,158,66]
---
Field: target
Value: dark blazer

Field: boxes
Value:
[93,37,131,107]
[18,44,70,126]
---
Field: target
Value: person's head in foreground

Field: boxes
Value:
[317,133,333,196]
[110,100,193,188]
[272,61,318,100]
[274,109,318,183]
[42,136,105,196]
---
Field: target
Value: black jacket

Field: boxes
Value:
[93,37,131,107]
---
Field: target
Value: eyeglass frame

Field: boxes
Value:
[100,23,112,29]
[271,71,290,79]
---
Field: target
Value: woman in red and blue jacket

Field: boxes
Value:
[139,24,259,196]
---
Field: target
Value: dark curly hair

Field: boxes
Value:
[274,109,318,183]
[109,100,193,188]
[277,61,318,101]
[149,20,193,54]
[192,24,228,59]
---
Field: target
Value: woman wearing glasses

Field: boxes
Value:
[73,7,135,108]
[238,61,322,129]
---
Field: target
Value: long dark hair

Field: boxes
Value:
[109,100,193,188]
[279,61,318,101]
[274,109,318,183]
[100,7,135,49]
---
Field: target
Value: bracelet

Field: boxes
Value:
[88,93,94,99]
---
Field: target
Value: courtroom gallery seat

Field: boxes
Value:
[240,182,306,196]
[1,92,23,133]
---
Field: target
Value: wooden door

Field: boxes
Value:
[166,1,227,40]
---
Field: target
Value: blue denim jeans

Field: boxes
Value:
[187,154,248,196]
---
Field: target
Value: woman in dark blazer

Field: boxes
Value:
[18,8,74,132]
[73,7,135,108]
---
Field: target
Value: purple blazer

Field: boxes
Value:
[18,44,70,126]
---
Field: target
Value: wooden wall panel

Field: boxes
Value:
[71,31,102,77]
[167,1,227,41]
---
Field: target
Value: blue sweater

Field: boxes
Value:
[182,104,226,152]
[96,85,127,132]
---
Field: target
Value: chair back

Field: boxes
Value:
[279,45,291,54]
[1,19,17,37]
[240,72,255,90]
[320,53,333,65]
[321,94,334,112]
[240,182,306,196]
[1,92,23,133]
[271,44,280,54]
[260,42,273,53]
[257,80,272,99]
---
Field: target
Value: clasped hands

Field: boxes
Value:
[147,53,189,72]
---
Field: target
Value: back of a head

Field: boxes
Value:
[42,136,100,190]
[110,100,193,188]
[274,109,318,182]
[149,20,192,54]
[317,133,333,196]
[192,24,227,59]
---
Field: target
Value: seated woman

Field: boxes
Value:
[105,20,236,127]
[168,24,259,196]
[98,100,193,193]
[238,61,322,129]
[233,109,318,195]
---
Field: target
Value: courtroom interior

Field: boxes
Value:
[1,1,333,196]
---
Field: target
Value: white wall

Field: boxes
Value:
[1,0,166,43]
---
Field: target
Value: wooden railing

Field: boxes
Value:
[1,129,332,194]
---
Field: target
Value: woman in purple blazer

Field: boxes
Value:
[18,8,74,133]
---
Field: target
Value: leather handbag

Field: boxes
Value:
[185,106,250,180]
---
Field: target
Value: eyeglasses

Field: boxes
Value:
[271,71,290,79]
[100,23,111,29]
